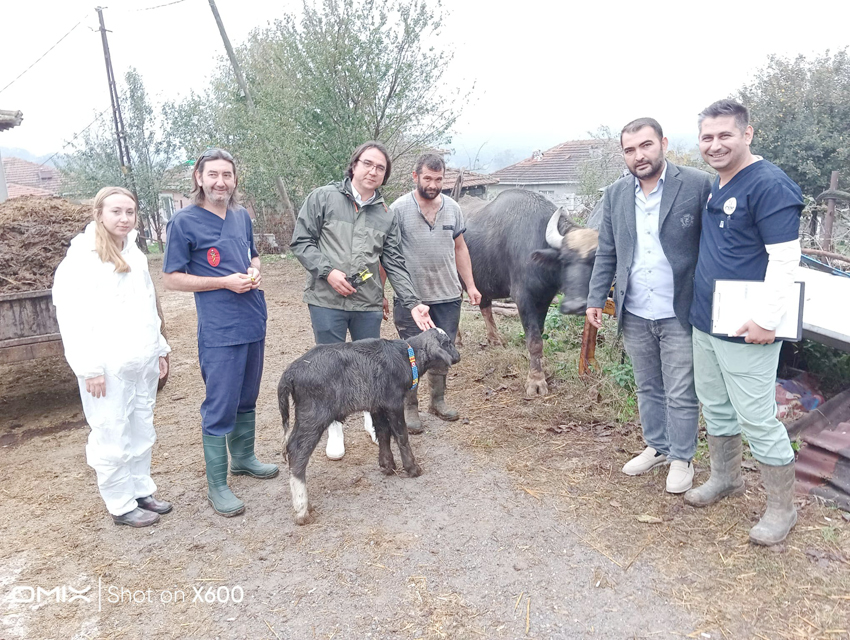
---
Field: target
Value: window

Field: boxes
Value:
[160,195,175,220]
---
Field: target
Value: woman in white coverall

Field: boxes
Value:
[53,186,172,528]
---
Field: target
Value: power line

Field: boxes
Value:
[0,14,89,96]
[0,0,184,96]
[38,105,113,168]
[134,0,189,11]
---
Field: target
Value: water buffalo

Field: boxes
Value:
[461,189,598,396]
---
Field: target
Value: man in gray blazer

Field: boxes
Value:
[586,117,712,493]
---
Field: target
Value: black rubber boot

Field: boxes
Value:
[112,508,160,527]
[137,495,173,514]
[227,411,279,479]
[428,373,459,421]
[203,434,245,517]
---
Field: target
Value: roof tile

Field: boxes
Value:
[491,139,606,184]
[1,157,62,195]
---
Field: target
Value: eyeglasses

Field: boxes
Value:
[357,158,387,174]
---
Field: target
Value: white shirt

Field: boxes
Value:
[624,162,676,321]
[351,184,375,207]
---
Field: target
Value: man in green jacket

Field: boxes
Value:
[290,140,435,461]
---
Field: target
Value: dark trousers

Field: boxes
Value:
[308,304,383,345]
[198,340,264,436]
[393,298,461,343]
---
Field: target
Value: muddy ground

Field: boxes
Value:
[1,255,848,640]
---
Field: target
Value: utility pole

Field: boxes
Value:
[207,0,295,225]
[95,6,148,250]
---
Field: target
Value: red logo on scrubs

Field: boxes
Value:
[207,247,221,267]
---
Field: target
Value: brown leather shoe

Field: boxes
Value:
[112,508,160,528]
[137,495,173,514]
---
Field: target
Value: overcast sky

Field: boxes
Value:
[1,0,848,165]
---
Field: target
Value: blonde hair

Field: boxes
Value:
[93,186,137,273]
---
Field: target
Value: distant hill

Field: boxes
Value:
[0,147,57,166]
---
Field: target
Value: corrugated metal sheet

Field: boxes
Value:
[796,425,850,511]
[790,389,850,512]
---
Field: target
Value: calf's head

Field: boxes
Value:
[408,328,461,373]
[531,208,598,315]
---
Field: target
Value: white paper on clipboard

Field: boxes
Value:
[711,280,805,341]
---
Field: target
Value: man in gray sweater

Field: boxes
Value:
[586,118,711,494]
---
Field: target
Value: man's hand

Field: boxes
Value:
[327,269,357,297]
[466,286,482,306]
[586,307,603,329]
[223,272,254,294]
[159,356,169,379]
[382,297,390,321]
[734,319,776,344]
[247,266,262,289]
[411,304,435,331]
[85,375,106,398]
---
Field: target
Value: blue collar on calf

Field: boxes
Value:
[406,344,419,390]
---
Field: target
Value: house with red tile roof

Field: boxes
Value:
[488,139,613,210]
[1,156,63,199]
[441,168,499,199]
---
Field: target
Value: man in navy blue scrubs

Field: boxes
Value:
[685,101,803,546]
[163,148,278,517]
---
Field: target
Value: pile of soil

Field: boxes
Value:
[0,196,91,293]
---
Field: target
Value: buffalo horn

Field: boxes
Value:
[545,208,566,249]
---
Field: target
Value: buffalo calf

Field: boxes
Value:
[278,328,460,524]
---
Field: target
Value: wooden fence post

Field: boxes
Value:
[822,171,840,253]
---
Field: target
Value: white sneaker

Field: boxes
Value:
[363,412,378,445]
[623,447,668,476]
[666,460,694,494]
[326,421,345,460]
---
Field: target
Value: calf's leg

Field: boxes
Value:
[372,410,396,475]
[389,407,422,477]
[286,417,326,525]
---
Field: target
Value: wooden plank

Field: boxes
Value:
[579,317,598,377]
[0,333,62,349]
[0,289,53,302]
[0,293,60,341]
[0,339,64,365]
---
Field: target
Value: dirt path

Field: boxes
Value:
[1,256,847,639]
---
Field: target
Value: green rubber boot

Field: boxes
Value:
[202,435,245,517]
[227,411,280,479]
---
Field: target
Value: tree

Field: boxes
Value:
[575,126,625,215]
[60,69,179,251]
[167,0,469,233]
[666,141,715,176]
[738,49,850,197]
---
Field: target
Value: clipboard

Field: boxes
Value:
[711,280,805,341]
